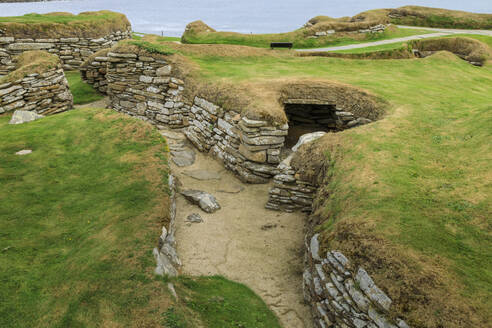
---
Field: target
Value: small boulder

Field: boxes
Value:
[181,190,221,213]
[185,213,203,223]
[9,110,44,125]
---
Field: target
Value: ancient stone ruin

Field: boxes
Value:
[0,11,131,75]
[0,51,72,115]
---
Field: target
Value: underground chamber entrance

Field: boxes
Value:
[283,102,340,148]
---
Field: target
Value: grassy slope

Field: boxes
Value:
[388,5,492,29]
[184,49,491,325]
[182,26,431,49]
[0,108,280,328]
[65,71,104,105]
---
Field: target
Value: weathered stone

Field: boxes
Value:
[239,144,267,163]
[181,190,221,213]
[15,149,32,155]
[185,213,203,223]
[368,307,396,328]
[356,268,392,311]
[8,43,54,50]
[9,110,44,124]
[292,131,326,152]
[171,150,196,167]
[183,169,221,181]
[310,234,321,261]
[242,134,285,146]
[156,65,172,76]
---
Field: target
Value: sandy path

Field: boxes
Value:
[165,129,313,328]
[296,26,492,52]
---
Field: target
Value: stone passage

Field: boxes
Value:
[0,30,131,75]
[304,234,410,328]
[100,48,288,184]
[0,51,72,115]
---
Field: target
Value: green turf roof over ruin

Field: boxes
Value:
[0,50,60,83]
[0,10,131,39]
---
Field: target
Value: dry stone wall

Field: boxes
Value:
[0,28,131,75]
[101,48,287,183]
[80,49,110,94]
[305,234,410,328]
[153,175,181,277]
[0,65,72,115]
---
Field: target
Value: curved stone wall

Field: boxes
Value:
[0,55,72,115]
[0,29,131,75]
[305,234,410,328]
[101,49,287,183]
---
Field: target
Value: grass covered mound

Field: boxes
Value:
[181,20,429,49]
[154,38,491,327]
[412,37,492,65]
[0,10,131,39]
[387,6,492,29]
[0,50,60,83]
[0,108,281,328]
[182,6,492,49]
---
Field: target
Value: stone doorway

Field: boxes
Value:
[283,101,339,149]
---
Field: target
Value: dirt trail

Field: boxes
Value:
[163,128,313,328]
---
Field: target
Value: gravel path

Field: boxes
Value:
[163,128,313,328]
[296,26,492,52]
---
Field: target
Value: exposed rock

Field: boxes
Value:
[183,169,221,181]
[292,131,326,152]
[15,149,32,155]
[9,110,44,124]
[185,213,203,223]
[181,189,221,213]
[171,149,196,167]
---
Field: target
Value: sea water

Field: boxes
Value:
[0,0,490,36]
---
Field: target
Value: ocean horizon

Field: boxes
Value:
[0,0,491,36]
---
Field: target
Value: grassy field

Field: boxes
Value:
[182,24,430,49]
[65,71,104,105]
[173,43,491,327]
[0,108,281,328]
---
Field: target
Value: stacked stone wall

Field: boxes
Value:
[153,175,181,277]
[0,66,72,115]
[80,51,110,93]
[304,234,410,328]
[0,28,131,75]
[103,49,287,183]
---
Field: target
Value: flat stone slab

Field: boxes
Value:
[159,130,186,141]
[15,149,32,155]
[171,149,195,167]
[217,183,245,194]
[181,190,221,213]
[185,213,203,223]
[9,110,44,125]
[183,169,221,181]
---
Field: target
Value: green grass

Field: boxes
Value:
[182,26,431,49]
[175,276,281,328]
[0,108,281,328]
[185,50,492,323]
[65,71,104,105]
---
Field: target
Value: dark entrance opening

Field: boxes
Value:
[284,103,338,148]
